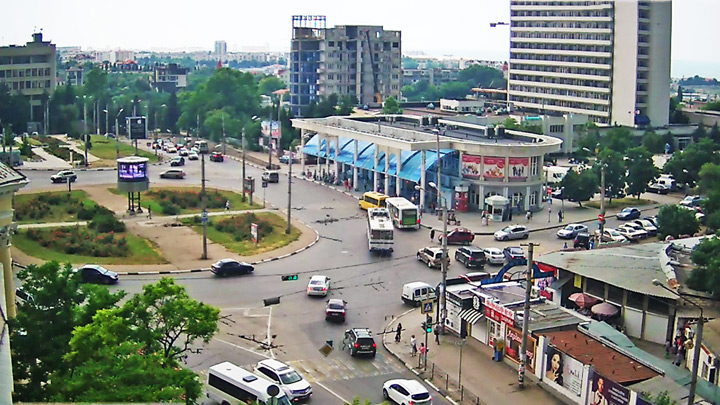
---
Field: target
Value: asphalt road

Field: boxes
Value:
[17,150,679,404]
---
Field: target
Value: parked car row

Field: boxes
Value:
[420,244,526,270]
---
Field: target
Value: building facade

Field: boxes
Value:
[214,40,227,61]
[152,63,188,93]
[290,15,402,116]
[0,32,56,127]
[507,0,671,127]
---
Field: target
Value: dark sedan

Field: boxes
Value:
[75,265,119,285]
[211,259,254,277]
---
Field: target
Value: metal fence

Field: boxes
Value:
[424,359,486,405]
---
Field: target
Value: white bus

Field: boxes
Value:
[207,362,292,405]
[385,197,421,229]
[367,208,394,253]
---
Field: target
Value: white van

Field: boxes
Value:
[655,177,677,191]
[262,170,280,183]
[207,362,292,405]
[401,282,437,306]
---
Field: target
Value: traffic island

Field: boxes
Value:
[108,186,262,215]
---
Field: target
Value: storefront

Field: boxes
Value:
[484,299,516,347]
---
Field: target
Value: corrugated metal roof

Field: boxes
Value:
[525,301,590,333]
[536,243,678,299]
[542,330,660,384]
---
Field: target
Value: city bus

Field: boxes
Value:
[385,197,421,229]
[367,208,394,253]
[195,140,209,154]
[358,191,389,210]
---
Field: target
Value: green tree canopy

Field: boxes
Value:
[382,96,403,114]
[559,169,598,207]
[641,130,666,154]
[698,163,720,230]
[625,146,660,198]
[594,148,627,202]
[687,236,720,297]
[457,65,505,88]
[664,138,720,188]
[0,83,31,133]
[258,76,286,96]
[600,126,635,153]
[657,204,700,240]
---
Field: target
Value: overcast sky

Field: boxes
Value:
[3,0,719,78]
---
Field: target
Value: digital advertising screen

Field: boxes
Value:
[128,116,147,140]
[118,161,148,182]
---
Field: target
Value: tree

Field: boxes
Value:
[204,109,242,142]
[641,130,665,154]
[600,126,635,153]
[670,96,689,124]
[576,122,600,155]
[594,148,627,202]
[625,146,659,198]
[382,96,403,114]
[337,95,358,115]
[641,391,678,405]
[10,261,124,401]
[692,123,707,143]
[711,123,720,144]
[258,76,285,96]
[439,81,470,99]
[687,236,720,297]
[657,204,700,240]
[702,100,720,112]
[559,169,597,207]
[664,138,720,188]
[0,83,31,133]
[165,91,180,133]
[698,163,720,230]
[457,64,506,88]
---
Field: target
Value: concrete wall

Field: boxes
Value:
[611,0,640,127]
[646,0,672,127]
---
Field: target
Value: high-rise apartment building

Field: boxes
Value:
[214,40,227,61]
[0,32,57,127]
[290,15,402,116]
[507,0,671,127]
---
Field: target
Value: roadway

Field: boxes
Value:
[17,150,678,404]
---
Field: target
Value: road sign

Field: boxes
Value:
[421,300,434,314]
[598,214,604,222]
[262,181,268,188]
[319,343,333,357]
[201,210,208,223]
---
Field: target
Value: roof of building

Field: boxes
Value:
[535,243,679,299]
[523,301,591,333]
[701,318,720,355]
[542,330,660,384]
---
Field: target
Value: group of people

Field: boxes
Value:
[666,332,693,366]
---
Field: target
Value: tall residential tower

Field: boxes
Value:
[507,0,671,127]
[290,16,402,116]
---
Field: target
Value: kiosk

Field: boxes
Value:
[117,156,149,214]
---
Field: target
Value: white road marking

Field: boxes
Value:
[315,380,349,404]
[215,338,270,359]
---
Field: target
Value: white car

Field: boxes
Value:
[307,275,331,296]
[255,359,312,402]
[483,247,505,265]
[556,224,588,239]
[191,147,200,154]
[595,228,628,243]
[167,147,177,153]
[187,152,199,160]
[618,223,648,240]
[493,225,529,241]
[179,148,189,156]
[632,219,658,236]
[383,379,432,405]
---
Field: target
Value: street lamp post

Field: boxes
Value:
[103,105,109,136]
[518,242,539,389]
[83,96,88,167]
[653,279,704,405]
[115,108,124,159]
[584,147,606,245]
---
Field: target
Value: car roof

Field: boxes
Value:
[351,328,373,337]
[310,275,327,281]
[484,247,502,253]
[462,245,484,252]
[327,298,345,306]
[258,359,293,373]
[392,379,428,394]
[404,281,433,289]
[506,246,523,251]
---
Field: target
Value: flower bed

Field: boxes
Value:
[14,191,101,223]
[213,213,273,242]
[24,226,129,257]
[144,188,253,215]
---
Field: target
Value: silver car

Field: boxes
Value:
[556,224,588,239]
[493,225,529,241]
[483,247,506,265]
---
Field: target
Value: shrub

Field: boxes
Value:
[213,213,274,242]
[23,226,131,257]
[89,214,126,233]
[160,201,179,215]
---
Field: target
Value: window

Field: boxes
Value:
[549,125,564,133]
[530,156,539,177]
[208,374,257,402]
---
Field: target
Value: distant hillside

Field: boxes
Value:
[679,75,720,86]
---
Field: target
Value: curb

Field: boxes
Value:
[19,161,165,172]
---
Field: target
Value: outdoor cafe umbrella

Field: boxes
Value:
[591,302,620,317]
[568,292,599,309]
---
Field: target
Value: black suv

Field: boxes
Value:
[573,232,591,250]
[345,328,376,357]
[454,246,487,268]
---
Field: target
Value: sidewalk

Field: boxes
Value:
[383,309,562,405]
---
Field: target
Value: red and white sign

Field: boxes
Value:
[461,154,482,179]
[484,300,515,326]
[598,214,604,222]
[483,156,505,179]
[508,157,529,179]
[251,223,258,243]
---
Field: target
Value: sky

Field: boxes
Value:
[3,0,719,78]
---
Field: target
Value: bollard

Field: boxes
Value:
[431,363,435,379]
[461,386,464,401]
[446,375,449,391]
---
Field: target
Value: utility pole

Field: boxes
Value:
[104,103,109,136]
[201,152,208,260]
[115,108,123,159]
[222,113,227,155]
[435,120,441,220]
[518,242,539,389]
[599,164,606,245]
[196,114,200,140]
[96,100,100,135]
[267,107,274,169]
[286,150,292,234]
[242,127,247,201]
[439,200,448,333]
[83,98,89,167]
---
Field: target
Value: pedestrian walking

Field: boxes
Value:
[410,335,418,357]
[430,229,436,241]
[395,323,403,343]
[563,242,568,250]
[225,200,231,211]
[526,210,531,222]
[147,206,152,219]
[342,335,350,351]
[558,209,563,223]
[664,339,672,359]
[419,343,428,366]
[548,206,552,223]
[434,328,440,344]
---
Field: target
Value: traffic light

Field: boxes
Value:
[281,274,299,281]
[424,315,433,333]
[425,323,433,333]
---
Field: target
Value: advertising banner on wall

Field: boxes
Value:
[505,326,536,372]
[509,157,529,179]
[261,120,280,139]
[588,371,630,405]
[483,156,505,179]
[461,154,482,179]
[545,345,584,396]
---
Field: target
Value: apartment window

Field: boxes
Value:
[0,71,4,78]
[530,156,539,177]
[549,125,564,133]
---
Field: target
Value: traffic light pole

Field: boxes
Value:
[518,242,538,389]
[201,153,208,260]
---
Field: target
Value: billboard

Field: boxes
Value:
[483,156,505,179]
[127,116,147,140]
[509,157,529,179]
[261,120,280,139]
[545,345,584,396]
[118,161,148,182]
[588,371,630,405]
[505,326,536,372]
[461,154,482,179]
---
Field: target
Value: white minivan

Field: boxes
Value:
[207,362,292,405]
[402,282,437,306]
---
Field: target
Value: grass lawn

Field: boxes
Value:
[108,186,261,215]
[183,212,300,256]
[13,230,168,265]
[585,198,657,209]
[14,191,98,224]
[86,135,158,162]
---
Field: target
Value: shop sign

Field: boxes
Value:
[484,300,514,326]
[483,156,505,179]
[461,154,482,179]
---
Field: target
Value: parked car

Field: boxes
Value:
[51,170,77,183]
[678,205,706,224]
[680,195,706,208]
[556,224,589,239]
[632,219,658,236]
[493,225,529,241]
[454,246,487,268]
[573,232,591,249]
[307,275,331,297]
[644,216,658,227]
[159,169,186,179]
[279,155,296,164]
[439,227,475,245]
[382,379,432,405]
[179,148,189,157]
[188,152,199,161]
[75,264,119,285]
[210,259,254,277]
[401,282,437,306]
[503,246,525,261]
[210,152,224,162]
[167,147,178,153]
[345,327,376,357]
[647,183,670,194]
[170,157,185,167]
[594,228,628,243]
[483,247,505,265]
[617,224,647,240]
[617,207,641,220]
[325,298,346,322]
[255,359,312,402]
[16,287,35,306]
[416,247,450,269]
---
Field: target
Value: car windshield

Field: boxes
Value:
[500,226,513,232]
[328,303,344,310]
[279,371,303,384]
[563,225,574,230]
[486,249,500,254]
[412,392,431,400]
[310,280,322,285]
